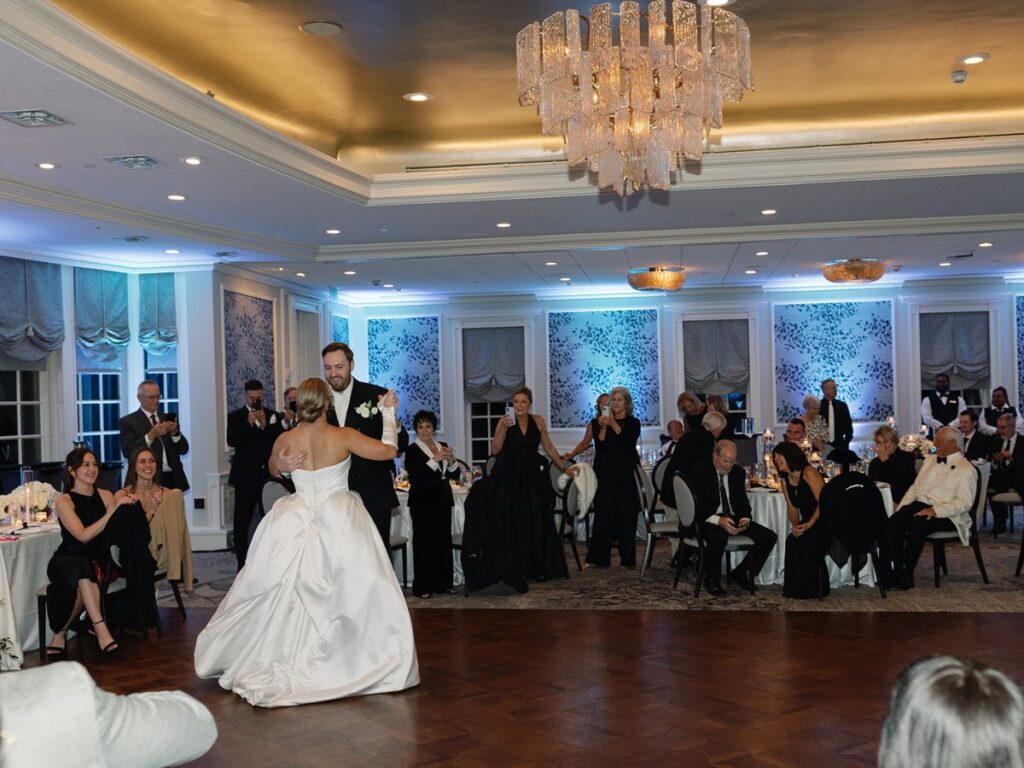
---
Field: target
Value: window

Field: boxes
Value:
[144,348,179,415]
[467,401,510,466]
[76,346,124,463]
[0,369,43,465]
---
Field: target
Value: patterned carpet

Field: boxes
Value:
[158,536,1024,614]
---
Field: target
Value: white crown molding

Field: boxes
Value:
[0,173,315,259]
[0,240,218,272]
[217,263,332,301]
[367,135,1024,205]
[0,0,372,202]
[317,213,1024,262]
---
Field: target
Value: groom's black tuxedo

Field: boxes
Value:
[327,378,409,546]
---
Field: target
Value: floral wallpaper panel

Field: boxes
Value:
[774,300,893,422]
[223,290,276,409]
[548,309,660,428]
[332,315,349,344]
[1016,296,1024,413]
[367,316,441,429]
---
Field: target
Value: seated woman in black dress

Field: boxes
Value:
[44,448,121,656]
[868,425,917,505]
[563,393,609,461]
[586,386,642,569]
[405,410,459,598]
[772,441,831,599]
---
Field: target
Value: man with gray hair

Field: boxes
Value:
[661,410,726,508]
[883,426,976,589]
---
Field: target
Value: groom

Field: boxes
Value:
[322,342,409,547]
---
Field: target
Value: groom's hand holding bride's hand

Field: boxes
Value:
[277,446,308,473]
[377,390,399,410]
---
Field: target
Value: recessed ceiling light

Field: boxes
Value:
[277,267,285,272]
[402,92,433,102]
[325,228,341,235]
[545,261,558,266]
[296,272,307,277]
[35,162,57,170]
[181,156,204,166]
[496,222,511,228]
[701,0,735,6]
[978,241,993,248]
[744,268,757,275]
[791,273,800,278]
[760,209,776,216]
[343,270,357,276]
[167,194,186,201]
[960,53,991,65]
[163,249,180,254]
[939,261,952,267]
[299,20,342,36]
[559,277,572,282]
[755,250,769,256]
[383,283,395,288]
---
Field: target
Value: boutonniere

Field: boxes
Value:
[355,400,379,419]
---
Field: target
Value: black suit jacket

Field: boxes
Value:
[988,434,1024,466]
[226,406,283,487]
[962,431,991,461]
[686,459,751,528]
[661,426,716,507]
[326,378,409,514]
[821,398,854,449]
[118,409,190,491]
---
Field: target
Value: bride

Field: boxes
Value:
[194,378,419,707]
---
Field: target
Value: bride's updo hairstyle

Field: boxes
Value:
[297,378,331,423]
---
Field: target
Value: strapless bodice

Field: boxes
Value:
[291,458,350,506]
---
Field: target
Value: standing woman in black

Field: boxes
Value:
[563,393,610,461]
[405,410,459,598]
[586,386,643,568]
[44,448,120,656]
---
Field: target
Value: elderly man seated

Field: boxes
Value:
[883,426,976,590]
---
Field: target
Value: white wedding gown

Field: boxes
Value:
[194,458,419,707]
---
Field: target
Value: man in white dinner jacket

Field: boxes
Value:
[883,426,976,590]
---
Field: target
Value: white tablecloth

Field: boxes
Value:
[0,527,61,662]
[747,485,894,587]
[392,487,469,585]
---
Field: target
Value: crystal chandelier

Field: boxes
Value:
[821,259,887,284]
[627,266,685,291]
[516,1,752,196]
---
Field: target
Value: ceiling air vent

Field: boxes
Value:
[115,235,150,243]
[0,109,70,127]
[953,253,973,259]
[103,155,163,170]
[214,251,238,258]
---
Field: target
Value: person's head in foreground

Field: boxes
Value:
[879,655,1024,768]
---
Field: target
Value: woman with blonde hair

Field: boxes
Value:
[677,391,705,432]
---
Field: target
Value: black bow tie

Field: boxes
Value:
[936,456,947,464]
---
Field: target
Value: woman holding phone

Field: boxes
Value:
[563,393,610,462]
[405,410,459,598]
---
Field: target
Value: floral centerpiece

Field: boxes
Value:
[898,434,934,458]
[0,481,60,526]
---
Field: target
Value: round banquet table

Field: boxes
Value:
[0,526,62,666]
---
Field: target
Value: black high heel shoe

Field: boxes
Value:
[91,618,119,654]
[45,630,68,659]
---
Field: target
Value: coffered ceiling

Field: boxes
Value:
[0,0,1022,301]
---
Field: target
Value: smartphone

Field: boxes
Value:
[288,399,297,414]
[504,406,515,423]
[601,405,611,418]
[254,399,263,412]
[166,412,178,423]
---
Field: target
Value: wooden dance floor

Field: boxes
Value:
[25,607,1024,766]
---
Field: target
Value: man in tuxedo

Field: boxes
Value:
[820,378,854,450]
[921,374,963,436]
[322,342,409,547]
[280,386,299,431]
[784,418,807,445]
[978,386,1020,436]
[885,427,976,589]
[118,380,189,491]
[226,379,283,569]
[987,413,1024,535]
[959,410,990,461]
[661,411,725,508]
[659,419,684,457]
[686,440,777,595]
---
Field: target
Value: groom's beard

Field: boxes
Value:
[327,374,350,393]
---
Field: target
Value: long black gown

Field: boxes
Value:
[461,416,564,593]
[782,471,832,599]
[586,416,642,568]
[405,443,457,597]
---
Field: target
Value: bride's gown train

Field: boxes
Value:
[194,458,419,707]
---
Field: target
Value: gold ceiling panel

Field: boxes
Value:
[52,0,1024,171]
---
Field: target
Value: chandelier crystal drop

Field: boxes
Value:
[516,1,752,196]
[821,259,887,284]
[627,266,686,291]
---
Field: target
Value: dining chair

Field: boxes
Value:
[925,465,989,588]
[651,455,671,504]
[639,467,681,578]
[556,477,585,572]
[990,490,1021,536]
[484,455,497,477]
[258,476,295,520]
[389,531,409,589]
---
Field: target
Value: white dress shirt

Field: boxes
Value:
[330,379,355,426]
[920,392,963,430]
[897,451,976,545]
[705,471,739,527]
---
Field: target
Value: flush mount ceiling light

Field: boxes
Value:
[0,109,70,127]
[516,0,752,196]
[960,52,991,65]
[627,266,685,292]
[104,155,163,170]
[299,20,343,36]
[402,92,433,102]
[822,258,886,283]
